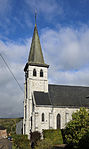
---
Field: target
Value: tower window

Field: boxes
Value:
[40,69,43,77]
[42,113,45,122]
[25,105,27,119]
[33,69,36,76]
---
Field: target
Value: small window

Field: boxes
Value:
[40,69,43,77]
[33,69,36,76]
[25,105,27,119]
[42,113,45,122]
[65,113,69,124]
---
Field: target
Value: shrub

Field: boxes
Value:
[30,131,41,145]
[64,107,89,148]
[35,138,53,149]
[43,129,63,145]
[13,134,31,149]
[78,130,89,149]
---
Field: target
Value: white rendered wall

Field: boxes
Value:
[32,106,52,133]
[52,107,79,129]
[28,65,48,98]
[30,106,80,134]
[23,65,48,138]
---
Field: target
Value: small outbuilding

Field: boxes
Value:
[0,126,7,139]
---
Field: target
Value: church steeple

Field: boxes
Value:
[24,15,49,71]
[28,24,45,65]
[28,14,49,68]
[23,14,49,137]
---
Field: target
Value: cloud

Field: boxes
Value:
[40,25,89,85]
[1,24,89,117]
[0,0,33,38]
[0,38,31,118]
[0,0,11,17]
[25,0,63,20]
[48,68,89,86]
[41,26,89,70]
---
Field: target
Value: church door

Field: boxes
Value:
[57,114,61,129]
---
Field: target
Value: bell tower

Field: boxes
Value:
[23,15,49,137]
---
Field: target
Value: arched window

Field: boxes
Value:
[57,114,61,129]
[31,116,32,129]
[42,113,45,122]
[40,69,43,77]
[33,69,36,76]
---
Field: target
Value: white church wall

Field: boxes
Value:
[28,65,48,98]
[30,106,80,135]
[33,106,52,133]
[53,107,79,129]
[23,64,49,137]
[28,65,48,80]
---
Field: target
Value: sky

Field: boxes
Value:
[0,0,89,118]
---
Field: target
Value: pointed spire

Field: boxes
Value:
[28,14,49,68]
[35,9,37,25]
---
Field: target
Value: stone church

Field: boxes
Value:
[23,22,89,138]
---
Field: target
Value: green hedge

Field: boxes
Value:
[35,138,53,149]
[12,134,31,149]
[43,129,63,145]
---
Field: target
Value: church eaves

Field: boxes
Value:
[28,24,49,68]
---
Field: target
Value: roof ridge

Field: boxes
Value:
[48,84,89,88]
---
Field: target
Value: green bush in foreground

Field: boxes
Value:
[35,138,53,149]
[13,134,31,149]
[43,129,63,145]
[78,129,89,149]
[64,107,89,148]
[30,131,41,145]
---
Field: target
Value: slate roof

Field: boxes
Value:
[34,84,89,107]
[24,24,49,71]
[34,91,51,106]
[28,24,49,68]
[48,84,89,107]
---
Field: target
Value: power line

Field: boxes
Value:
[0,53,24,93]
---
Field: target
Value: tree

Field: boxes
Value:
[30,131,41,146]
[64,107,89,148]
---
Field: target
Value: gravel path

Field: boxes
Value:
[0,138,12,149]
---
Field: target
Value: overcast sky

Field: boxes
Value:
[0,0,89,118]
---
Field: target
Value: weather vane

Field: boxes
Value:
[35,9,37,25]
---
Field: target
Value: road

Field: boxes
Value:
[0,138,12,149]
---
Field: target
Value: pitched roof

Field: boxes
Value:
[48,84,89,107]
[34,91,51,106]
[28,24,49,68]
